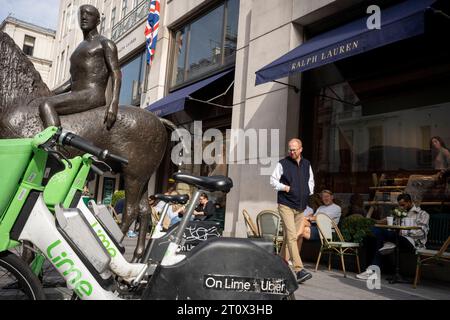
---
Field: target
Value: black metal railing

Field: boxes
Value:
[111,0,149,41]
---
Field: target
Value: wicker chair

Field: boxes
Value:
[414,236,450,288]
[242,209,260,238]
[315,212,361,277]
[256,210,284,254]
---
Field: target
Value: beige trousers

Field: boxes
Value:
[278,204,304,272]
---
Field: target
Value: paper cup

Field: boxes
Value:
[387,216,394,225]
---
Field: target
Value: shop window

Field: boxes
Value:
[170,0,239,88]
[301,32,450,200]
[311,82,450,174]
[303,69,450,217]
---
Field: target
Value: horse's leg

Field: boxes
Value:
[131,193,152,262]
[120,176,143,235]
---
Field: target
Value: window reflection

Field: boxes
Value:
[308,81,450,218]
[224,0,239,65]
[171,0,239,88]
[172,28,187,86]
[187,5,224,80]
[313,82,450,173]
[119,51,146,106]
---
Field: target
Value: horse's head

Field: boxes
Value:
[0,31,51,112]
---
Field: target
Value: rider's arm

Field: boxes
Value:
[103,39,121,106]
[52,79,71,95]
[102,39,121,128]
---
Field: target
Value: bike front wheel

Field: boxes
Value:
[0,251,46,300]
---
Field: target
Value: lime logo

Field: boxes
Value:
[91,222,117,257]
[47,240,93,298]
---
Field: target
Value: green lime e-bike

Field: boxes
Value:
[0,126,133,299]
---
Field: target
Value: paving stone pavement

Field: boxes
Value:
[294,263,450,300]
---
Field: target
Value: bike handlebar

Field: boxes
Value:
[107,153,129,165]
[58,131,129,165]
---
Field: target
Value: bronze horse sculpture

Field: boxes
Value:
[0,30,172,259]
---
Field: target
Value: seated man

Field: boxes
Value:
[193,193,216,221]
[356,193,430,280]
[39,4,120,130]
[293,190,341,257]
[301,189,342,241]
[309,190,342,224]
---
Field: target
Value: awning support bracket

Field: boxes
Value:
[272,80,300,93]
[186,79,235,109]
[430,8,450,20]
[186,96,233,109]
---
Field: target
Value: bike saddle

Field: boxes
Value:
[173,172,233,193]
[154,193,190,204]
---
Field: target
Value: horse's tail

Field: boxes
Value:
[158,117,189,168]
[159,117,178,132]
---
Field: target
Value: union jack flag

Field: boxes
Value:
[144,0,160,65]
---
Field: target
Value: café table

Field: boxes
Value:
[374,224,421,284]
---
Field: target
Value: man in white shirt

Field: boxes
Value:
[270,138,315,284]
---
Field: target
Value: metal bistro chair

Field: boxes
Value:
[242,209,260,238]
[315,212,361,277]
[414,236,450,288]
[256,210,284,254]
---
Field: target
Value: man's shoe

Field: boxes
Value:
[296,269,312,284]
[378,242,396,255]
[356,269,375,280]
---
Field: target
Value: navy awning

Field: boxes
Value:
[146,70,233,117]
[255,0,436,85]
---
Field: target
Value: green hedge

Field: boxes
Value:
[340,215,375,244]
[111,190,125,207]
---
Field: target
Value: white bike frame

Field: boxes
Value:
[75,198,147,281]
[18,195,122,300]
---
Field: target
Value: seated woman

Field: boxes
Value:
[431,136,450,171]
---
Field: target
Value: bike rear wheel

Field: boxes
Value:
[0,251,46,300]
